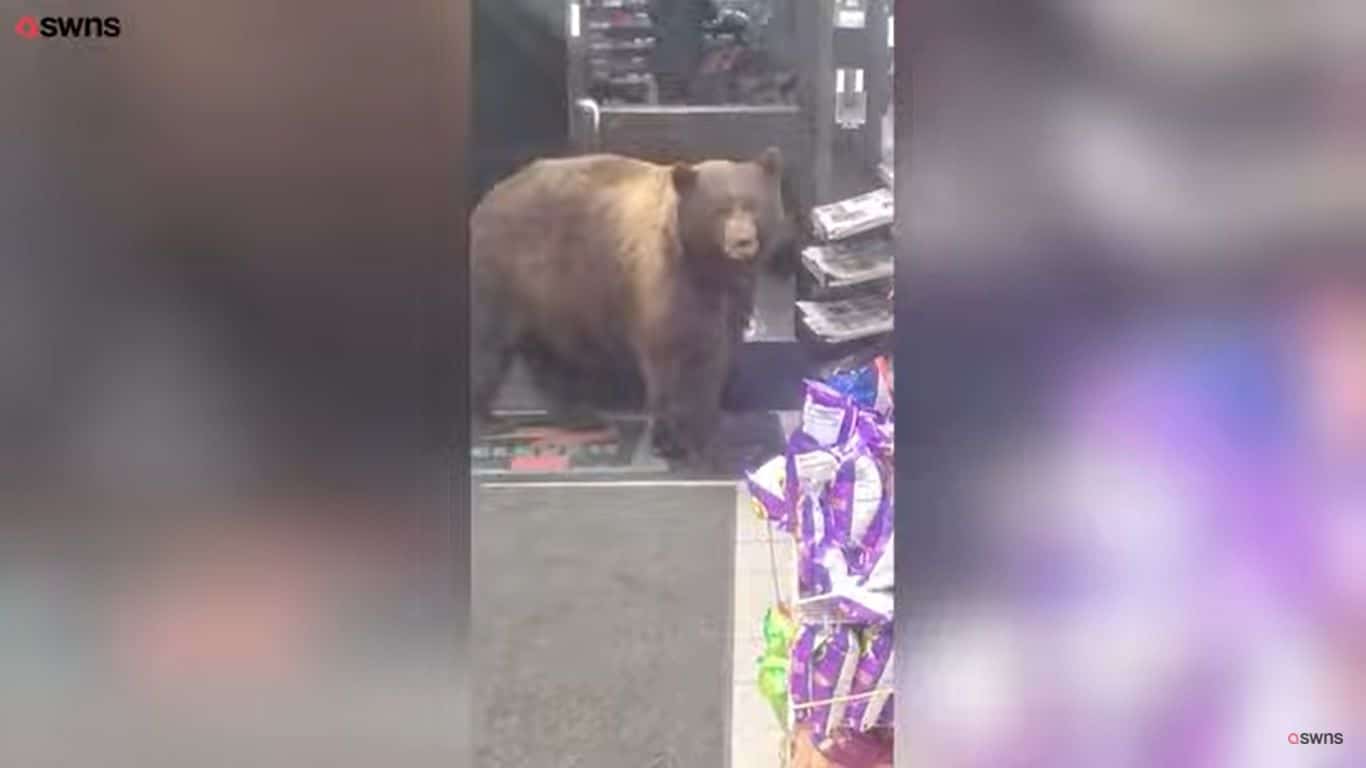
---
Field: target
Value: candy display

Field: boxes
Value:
[747,355,896,764]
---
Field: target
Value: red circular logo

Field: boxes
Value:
[14,15,39,39]
[1288,732,1299,744]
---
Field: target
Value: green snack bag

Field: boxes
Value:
[756,606,797,728]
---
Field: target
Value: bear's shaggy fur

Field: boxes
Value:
[470,149,786,461]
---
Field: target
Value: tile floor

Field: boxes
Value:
[730,488,797,768]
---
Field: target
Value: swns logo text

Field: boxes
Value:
[1288,732,1345,745]
[14,15,122,40]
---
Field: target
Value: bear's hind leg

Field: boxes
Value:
[521,343,606,430]
[638,352,686,461]
[470,293,520,435]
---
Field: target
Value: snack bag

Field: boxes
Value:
[787,432,842,596]
[757,606,797,728]
[823,417,894,576]
[800,380,857,448]
[861,532,893,592]
[746,455,792,533]
[805,625,861,739]
[844,624,894,732]
[825,364,880,412]
[789,625,819,728]
[832,441,886,576]
[876,694,894,728]
[829,588,894,624]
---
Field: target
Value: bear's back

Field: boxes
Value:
[470,154,683,356]
[472,154,677,276]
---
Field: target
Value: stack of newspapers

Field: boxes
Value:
[800,186,895,345]
[809,188,894,243]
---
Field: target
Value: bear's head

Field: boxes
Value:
[672,147,786,267]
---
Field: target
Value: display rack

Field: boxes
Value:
[566,0,894,209]
[759,501,894,766]
[575,0,660,105]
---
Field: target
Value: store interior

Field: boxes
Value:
[473,1,896,766]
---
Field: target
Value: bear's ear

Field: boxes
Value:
[672,163,698,191]
[757,147,783,177]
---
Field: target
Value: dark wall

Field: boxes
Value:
[474,0,569,198]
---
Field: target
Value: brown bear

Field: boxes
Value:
[470,148,786,462]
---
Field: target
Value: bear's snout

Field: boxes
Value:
[722,214,760,261]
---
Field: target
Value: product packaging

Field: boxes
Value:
[757,606,797,728]
[799,380,858,448]
[804,625,861,738]
[746,454,792,533]
[844,624,895,732]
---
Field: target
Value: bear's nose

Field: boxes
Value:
[732,236,758,254]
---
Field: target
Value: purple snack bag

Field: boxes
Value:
[787,431,842,595]
[797,542,830,598]
[806,625,860,739]
[745,455,792,533]
[831,590,894,624]
[823,442,862,551]
[844,624,894,731]
[875,694,894,728]
[786,432,838,538]
[860,532,893,592]
[800,380,856,447]
[861,635,895,731]
[844,448,887,576]
[856,408,893,456]
[825,418,892,577]
[804,548,893,621]
[788,625,818,727]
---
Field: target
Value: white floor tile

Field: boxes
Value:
[731,684,787,768]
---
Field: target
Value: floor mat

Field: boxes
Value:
[473,411,788,479]
[473,414,654,475]
[473,485,736,768]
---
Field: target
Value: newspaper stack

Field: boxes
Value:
[810,188,894,242]
[796,294,893,344]
[801,235,894,289]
